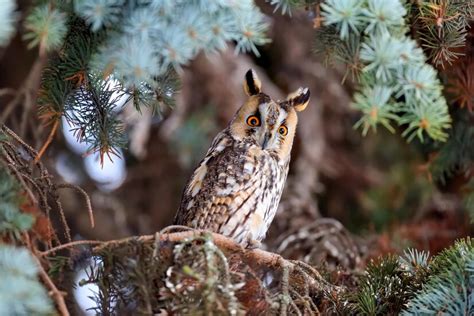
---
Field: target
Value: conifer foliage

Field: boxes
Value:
[0,168,34,238]
[13,0,270,160]
[403,239,474,315]
[0,0,17,46]
[317,0,460,142]
[0,134,53,314]
[0,245,54,315]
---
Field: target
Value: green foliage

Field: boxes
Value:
[317,0,455,142]
[399,248,430,273]
[27,0,270,160]
[352,85,399,135]
[412,0,473,68]
[321,0,366,40]
[0,167,34,239]
[324,240,474,315]
[348,254,427,315]
[0,0,17,46]
[81,0,269,74]
[37,17,178,159]
[327,243,474,315]
[23,4,67,51]
[38,17,104,117]
[65,74,130,158]
[74,0,124,32]
[269,0,312,16]
[0,245,54,315]
[403,238,474,315]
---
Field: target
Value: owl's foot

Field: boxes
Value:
[245,238,261,249]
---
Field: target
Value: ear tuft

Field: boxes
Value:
[287,87,310,112]
[244,69,262,96]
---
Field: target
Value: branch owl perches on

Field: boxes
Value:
[174,69,310,248]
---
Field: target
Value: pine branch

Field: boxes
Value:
[348,255,427,315]
[64,74,130,163]
[23,4,67,54]
[29,1,269,159]
[0,245,55,315]
[315,0,453,142]
[413,0,473,68]
[269,0,310,16]
[0,166,34,239]
[403,238,474,315]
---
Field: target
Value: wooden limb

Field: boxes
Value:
[37,228,340,315]
[94,230,340,295]
[39,230,284,270]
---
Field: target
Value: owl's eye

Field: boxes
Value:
[246,115,260,127]
[278,125,288,136]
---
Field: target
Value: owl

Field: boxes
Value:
[174,69,310,248]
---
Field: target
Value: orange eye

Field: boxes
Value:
[246,115,260,127]
[278,125,288,136]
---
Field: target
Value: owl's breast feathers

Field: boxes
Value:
[174,129,289,245]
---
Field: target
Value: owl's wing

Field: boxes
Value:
[175,130,264,236]
[181,131,232,198]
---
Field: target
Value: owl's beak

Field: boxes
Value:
[261,132,271,149]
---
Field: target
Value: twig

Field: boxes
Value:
[0,88,16,97]
[0,89,24,124]
[1,125,94,247]
[54,197,72,244]
[57,183,95,228]
[34,119,59,163]
[280,258,291,316]
[40,239,104,257]
[34,255,70,316]
[1,124,39,155]
[0,56,47,126]
[1,159,38,205]
[22,233,69,316]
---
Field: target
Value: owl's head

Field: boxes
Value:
[229,69,310,160]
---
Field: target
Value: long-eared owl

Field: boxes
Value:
[174,69,310,247]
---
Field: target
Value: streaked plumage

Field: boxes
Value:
[174,69,310,247]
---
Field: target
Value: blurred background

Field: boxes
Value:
[1,0,471,268]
